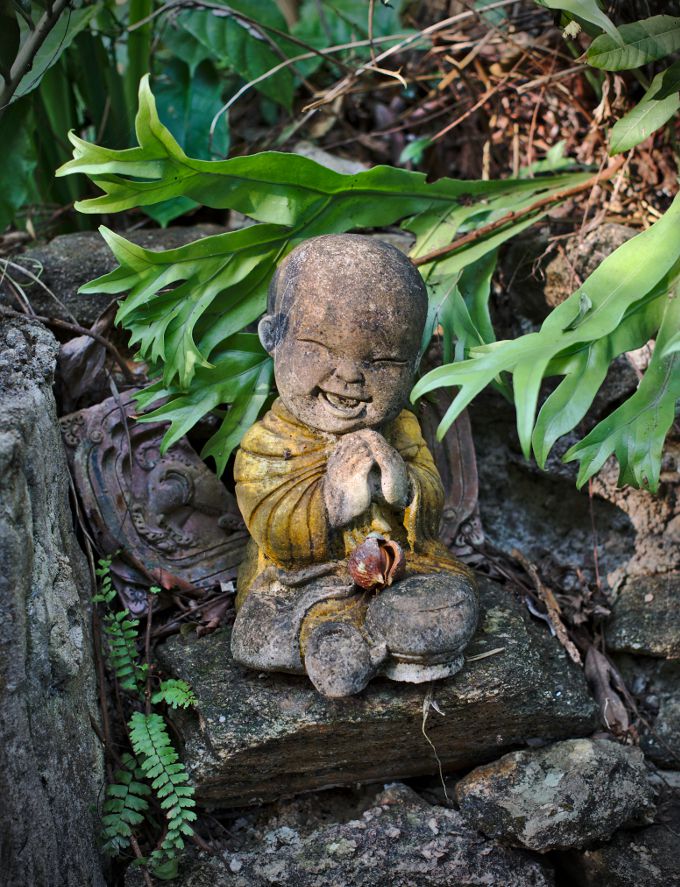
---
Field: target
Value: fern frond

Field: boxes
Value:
[103,610,146,693]
[129,712,197,859]
[93,556,116,604]
[152,679,198,710]
[101,753,151,856]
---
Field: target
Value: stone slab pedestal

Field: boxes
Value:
[158,577,597,807]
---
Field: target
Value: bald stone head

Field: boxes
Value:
[258,234,428,434]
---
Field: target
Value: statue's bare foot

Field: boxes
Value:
[304,622,374,698]
[366,572,479,683]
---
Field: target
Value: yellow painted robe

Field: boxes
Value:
[234,398,468,605]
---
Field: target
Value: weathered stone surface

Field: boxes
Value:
[0,314,105,885]
[615,654,680,768]
[470,390,635,594]
[562,775,680,886]
[157,576,597,806]
[129,783,555,887]
[1,226,222,325]
[606,573,680,658]
[455,738,655,852]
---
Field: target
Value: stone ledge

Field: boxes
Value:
[157,576,598,807]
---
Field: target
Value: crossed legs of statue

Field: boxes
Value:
[231,563,479,698]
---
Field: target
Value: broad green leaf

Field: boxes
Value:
[535,0,620,43]
[659,330,680,359]
[587,15,680,70]
[0,99,37,230]
[201,359,274,472]
[13,4,100,101]
[564,289,680,491]
[173,3,294,108]
[412,193,680,482]
[88,224,283,386]
[154,58,229,159]
[609,62,680,154]
[293,0,406,77]
[510,196,680,458]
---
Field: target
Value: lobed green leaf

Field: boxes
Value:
[564,289,680,490]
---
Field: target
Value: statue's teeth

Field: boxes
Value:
[326,392,359,408]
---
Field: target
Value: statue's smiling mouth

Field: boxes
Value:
[318,389,369,417]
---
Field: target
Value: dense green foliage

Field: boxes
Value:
[4,1,678,495]
[60,79,593,473]
[61,74,678,492]
[0,0,408,231]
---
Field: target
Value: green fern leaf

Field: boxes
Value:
[101,754,151,856]
[151,679,198,709]
[129,712,197,861]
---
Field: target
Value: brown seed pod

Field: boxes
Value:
[348,536,406,591]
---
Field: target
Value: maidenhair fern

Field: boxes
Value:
[152,679,199,710]
[103,610,147,693]
[129,712,198,866]
[93,558,198,878]
[101,754,151,856]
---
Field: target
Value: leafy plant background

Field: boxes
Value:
[2,0,679,879]
[2,0,677,485]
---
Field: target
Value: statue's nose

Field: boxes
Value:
[334,359,364,385]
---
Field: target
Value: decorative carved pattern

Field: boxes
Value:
[61,391,247,613]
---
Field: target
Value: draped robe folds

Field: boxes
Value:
[234,398,468,605]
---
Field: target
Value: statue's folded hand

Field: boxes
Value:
[324,433,376,528]
[355,429,410,508]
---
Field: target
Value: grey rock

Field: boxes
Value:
[562,775,680,886]
[129,783,555,887]
[156,576,598,807]
[455,738,655,852]
[470,390,635,594]
[0,315,105,885]
[615,654,680,768]
[606,573,680,658]
[2,226,223,325]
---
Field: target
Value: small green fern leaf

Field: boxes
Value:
[101,753,151,856]
[129,712,197,859]
[103,609,146,693]
[93,556,116,604]
[152,679,198,710]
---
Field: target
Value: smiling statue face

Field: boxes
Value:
[260,235,427,435]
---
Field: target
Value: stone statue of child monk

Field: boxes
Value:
[231,234,478,697]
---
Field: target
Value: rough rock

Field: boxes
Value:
[605,573,680,658]
[0,314,105,885]
[128,783,555,887]
[591,439,680,592]
[1,225,223,325]
[469,390,635,594]
[562,774,680,886]
[615,654,680,768]
[157,576,597,806]
[455,738,655,852]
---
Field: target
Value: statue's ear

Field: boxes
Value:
[258,313,285,354]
